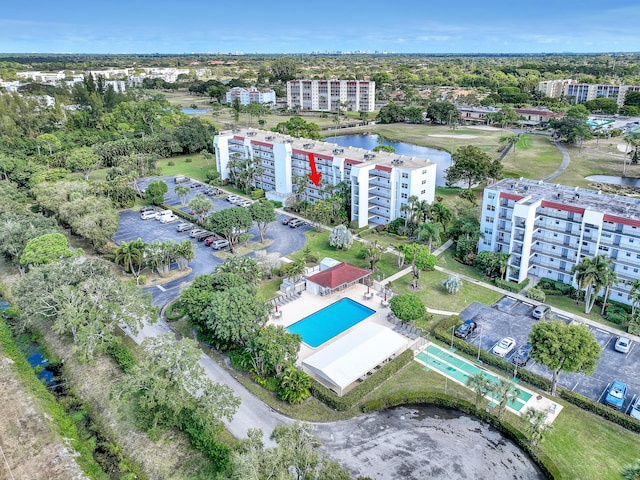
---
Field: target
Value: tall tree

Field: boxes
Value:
[175,184,190,206]
[416,222,442,252]
[248,199,276,243]
[491,378,521,419]
[361,239,386,271]
[113,238,146,283]
[445,145,500,188]
[206,207,253,254]
[467,372,492,409]
[523,408,553,446]
[529,320,601,396]
[188,192,214,223]
[145,179,168,206]
[572,255,616,314]
[66,147,102,180]
[114,334,239,434]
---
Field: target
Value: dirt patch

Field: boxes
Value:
[0,357,87,480]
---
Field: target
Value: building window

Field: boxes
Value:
[421,180,426,184]
[401,173,408,179]
[421,190,426,194]
[401,193,408,199]
[422,169,427,174]
[401,183,408,189]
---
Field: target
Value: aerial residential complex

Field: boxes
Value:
[537,79,640,106]
[479,178,640,306]
[213,128,436,228]
[286,79,376,112]
[225,86,276,105]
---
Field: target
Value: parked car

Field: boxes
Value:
[139,206,155,213]
[282,216,295,225]
[511,344,533,366]
[226,195,240,203]
[532,304,551,319]
[454,319,477,339]
[190,228,206,238]
[238,200,253,208]
[204,235,222,246]
[195,231,214,241]
[614,336,632,354]
[630,396,640,420]
[176,222,193,232]
[492,337,517,357]
[160,214,178,224]
[211,239,230,250]
[289,218,305,228]
[141,210,157,220]
[604,380,628,410]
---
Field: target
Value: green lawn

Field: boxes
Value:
[436,247,486,281]
[156,153,215,181]
[391,269,502,314]
[290,230,401,280]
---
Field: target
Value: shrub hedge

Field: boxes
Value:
[106,342,136,373]
[493,277,530,293]
[559,389,640,434]
[310,349,414,411]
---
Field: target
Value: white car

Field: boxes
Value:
[492,337,517,357]
[614,336,631,354]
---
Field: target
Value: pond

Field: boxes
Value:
[586,174,640,188]
[324,134,452,186]
[181,108,209,114]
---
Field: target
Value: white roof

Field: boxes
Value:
[302,323,408,393]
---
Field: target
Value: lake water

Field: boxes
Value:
[182,108,209,114]
[586,175,640,188]
[324,134,452,186]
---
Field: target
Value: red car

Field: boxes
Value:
[204,235,221,246]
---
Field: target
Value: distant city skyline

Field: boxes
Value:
[2,1,640,55]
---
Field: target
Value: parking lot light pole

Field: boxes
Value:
[450,324,456,350]
[477,326,482,363]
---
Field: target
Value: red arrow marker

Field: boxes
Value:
[307,153,322,186]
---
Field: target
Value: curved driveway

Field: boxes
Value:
[542,140,571,182]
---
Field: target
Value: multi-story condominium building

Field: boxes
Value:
[16,71,66,83]
[479,178,640,306]
[214,128,436,228]
[537,79,640,107]
[225,86,276,106]
[286,80,375,112]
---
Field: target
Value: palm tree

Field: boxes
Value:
[416,222,442,252]
[429,202,452,233]
[621,459,640,480]
[113,238,145,284]
[628,280,640,317]
[174,185,190,206]
[500,134,518,162]
[497,252,511,280]
[572,255,615,314]
[491,378,521,419]
[173,240,195,271]
[599,259,619,315]
[467,372,492,409]
[523,408,553,446]
[278,365,311,404]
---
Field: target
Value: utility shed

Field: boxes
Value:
[302,323,407,396]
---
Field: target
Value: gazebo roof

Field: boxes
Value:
[306,262,370,289]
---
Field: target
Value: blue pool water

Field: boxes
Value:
[287,298,376,348]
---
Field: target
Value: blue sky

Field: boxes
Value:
[2,1,640,54]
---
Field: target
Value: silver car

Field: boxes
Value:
[176,222,193,232]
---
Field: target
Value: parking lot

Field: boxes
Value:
[113,175,312,305]
[458,298,640,414]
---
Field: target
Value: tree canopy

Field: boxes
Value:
[445,145,502,188]
[529,320,601,396]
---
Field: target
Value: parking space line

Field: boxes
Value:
[597,383,611,403]
[572,381,581,392]
[625,394,637,414]
[601,336,613,351]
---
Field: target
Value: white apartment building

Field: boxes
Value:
[214,128,436,228]
[537,79,640,107]
[287,80,375,112]
[16,71,66,83]
[225,86,276,106]
[479,178,640,306]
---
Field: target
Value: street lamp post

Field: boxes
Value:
[450,324,456,350]
[477,326,483,362]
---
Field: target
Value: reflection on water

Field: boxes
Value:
[324,134,452,186]
[586,175,640,188]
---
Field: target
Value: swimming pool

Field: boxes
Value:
[286,298,376,348]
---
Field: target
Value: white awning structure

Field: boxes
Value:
[302,323,408,396]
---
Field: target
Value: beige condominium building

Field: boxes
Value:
[479,178,640,306]
[286,79,375,112]
[214,128,436,228]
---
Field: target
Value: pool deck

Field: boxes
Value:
[268,284,397,363]
[415,342,562,423]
